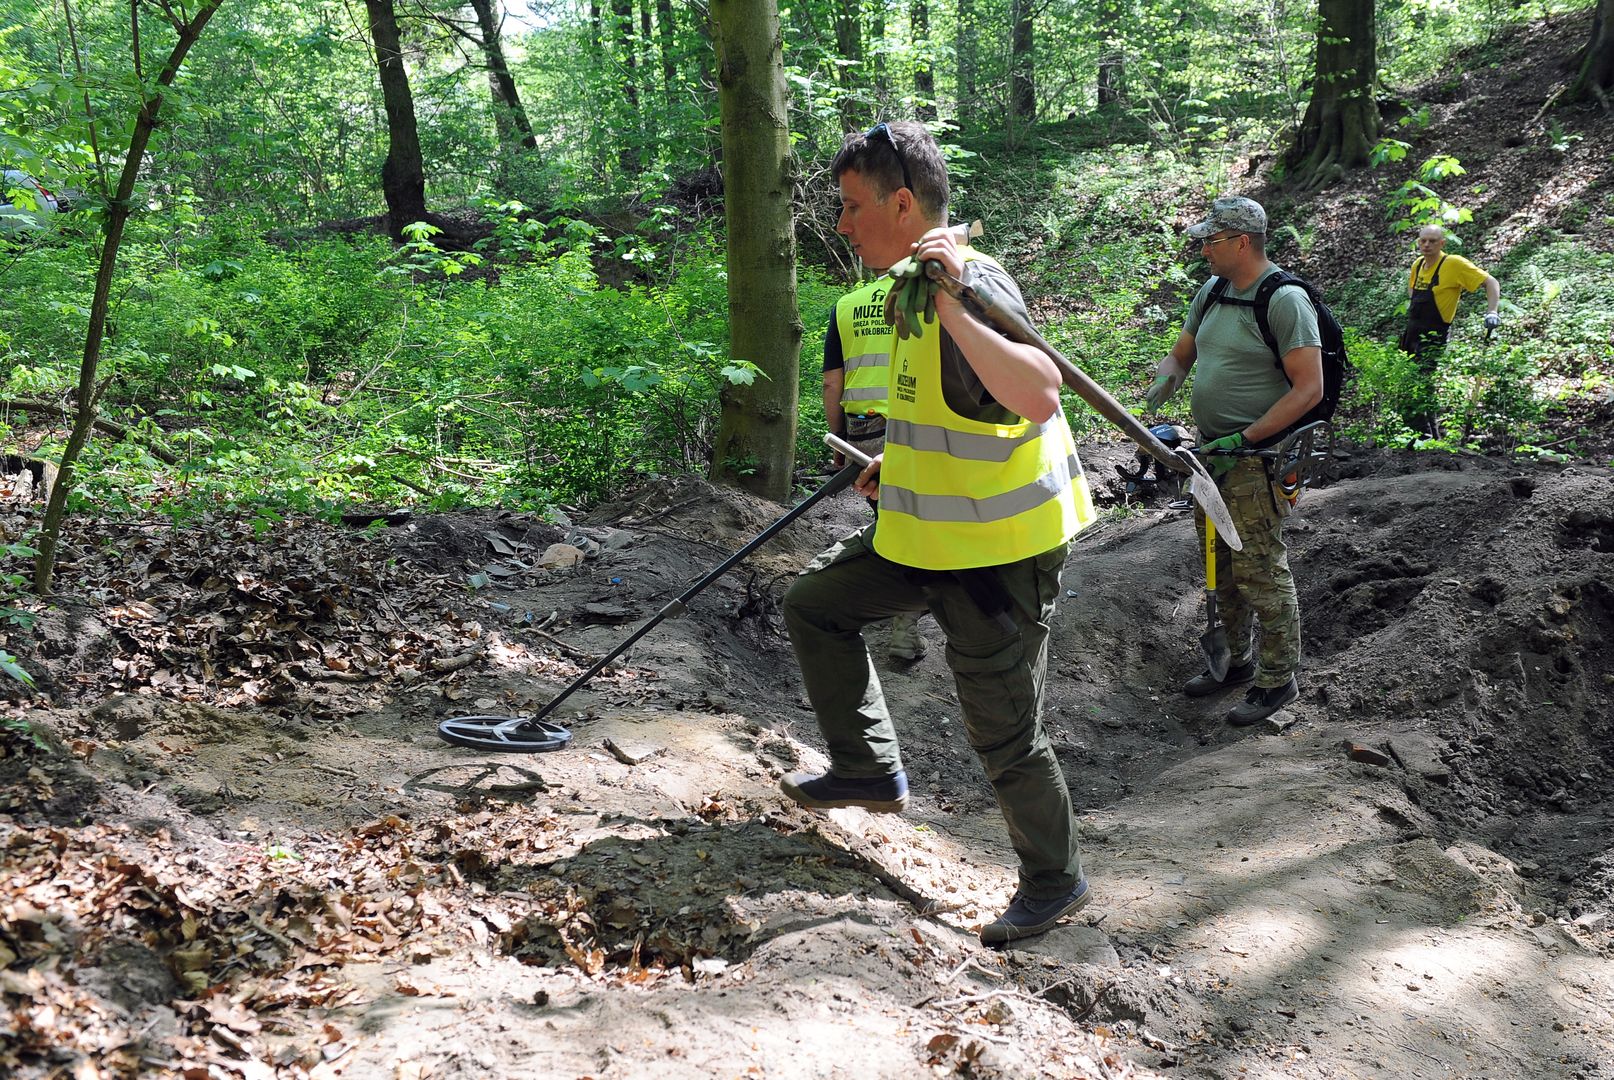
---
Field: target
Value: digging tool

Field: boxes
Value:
[1201,515,1232,681]
[914,257,1242,551]
[437,454,871,753]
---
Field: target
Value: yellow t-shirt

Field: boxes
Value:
[1408,253,1489,324]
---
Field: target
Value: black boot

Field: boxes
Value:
[1183,658,1255,698]
[1226,676,1299,726]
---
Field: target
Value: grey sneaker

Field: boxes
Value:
[1226,676,1298,726]
[780,770,909,813]
[1184,658,1255,698]
[887,614,927,661]
[980,879,1092,945]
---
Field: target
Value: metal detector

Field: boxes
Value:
[437,440,873,752]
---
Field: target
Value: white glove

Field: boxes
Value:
[1483,312,1501,330]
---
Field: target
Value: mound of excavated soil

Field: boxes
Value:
[3,448,1612,1080]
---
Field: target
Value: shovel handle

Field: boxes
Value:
[1205,516,1216,590]
[922,261,1189,476]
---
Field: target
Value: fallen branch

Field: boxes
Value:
[1,398,181,465]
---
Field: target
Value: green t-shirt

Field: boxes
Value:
[1183,266,1322,440]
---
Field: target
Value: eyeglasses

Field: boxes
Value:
[1201,232,1243,249]
[865,122,914,194]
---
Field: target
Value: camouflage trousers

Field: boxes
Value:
[1194,456,1301,688]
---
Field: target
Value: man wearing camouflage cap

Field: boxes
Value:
[1144,196,1323,725]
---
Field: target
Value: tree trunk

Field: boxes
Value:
[467,0,537,160]
[612,0,640,175]
[1010,0,1035,120]
[912,0,935,120]
[365,0,430,237]
[871,5,888,106]
[957,0,976,127]
[656,0,676,93]
[1097,0,1124,107]
[1567,0,1614,106]
[1286,0,1378,191]
[708,0,800,501]
[834,0,861,128]
[35,0,227,595]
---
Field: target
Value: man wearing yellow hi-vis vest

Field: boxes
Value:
[782,120,1099,946]
[823,274,928,660]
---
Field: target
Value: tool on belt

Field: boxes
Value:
[1212,421,1333,502]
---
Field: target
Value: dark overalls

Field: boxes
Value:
[1399,255,1449,436]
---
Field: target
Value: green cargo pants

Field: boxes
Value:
[1194,456,1301,689]
[781,524,1082,899]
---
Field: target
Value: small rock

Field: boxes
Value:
[537,543,586,569]
[1263,711,1299,735]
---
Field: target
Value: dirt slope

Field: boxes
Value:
[3,446,1612,1079]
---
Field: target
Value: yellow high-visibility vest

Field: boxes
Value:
[874,250,1095,570]
[836,275,894,417]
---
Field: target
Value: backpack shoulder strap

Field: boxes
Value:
[1249,271,1307,363]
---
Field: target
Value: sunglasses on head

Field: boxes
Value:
[864,122,914,194]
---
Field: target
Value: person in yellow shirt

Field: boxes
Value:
[1398,224,1501,435]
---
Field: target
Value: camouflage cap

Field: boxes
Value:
[1185,197,1268,239]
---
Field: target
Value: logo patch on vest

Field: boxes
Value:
[895,356,918,404]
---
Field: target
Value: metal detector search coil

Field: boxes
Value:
[437,714,573,753]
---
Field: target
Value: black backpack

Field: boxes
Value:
[1207,270,1348,436]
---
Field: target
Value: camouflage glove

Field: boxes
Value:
[882,256,938,340]
[1198,431,1246,479]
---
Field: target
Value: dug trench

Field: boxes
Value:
[2,446,1612,1079]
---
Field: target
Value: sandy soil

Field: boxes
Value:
[3,442,1611,1080]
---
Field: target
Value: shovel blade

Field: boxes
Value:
[1180,450,1242,551]
[1200,622,1232,681]
[1201,592,1232,680]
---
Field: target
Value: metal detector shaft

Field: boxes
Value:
[527,461,865,723]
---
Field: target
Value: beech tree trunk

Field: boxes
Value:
[708,0,800,501]
[612,0,641,175]
[834,0,861,128]
[957,0,977,127]
[912,0,935,119]
[1286,0,1378,191]
[1097,0,1124,106]
[365,0,430,236]
[1010,0,1035,120]
[1567,0,1613,106]
[656,0,676,92]
[467,0,537,160]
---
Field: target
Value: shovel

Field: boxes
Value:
[918,257,1242,550]
[1200,516,1231,680]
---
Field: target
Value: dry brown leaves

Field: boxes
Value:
[0,803,583,1079]
[17,513,490,710]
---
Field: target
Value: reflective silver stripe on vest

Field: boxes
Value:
[884,418,1055,463]
[842,387,887,402]
[879,454,1081,523]
[843,350,888,375]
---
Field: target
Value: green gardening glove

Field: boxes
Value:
[883,257,937,340]
[1144,373,1175,411]
[1198,431,1246,479]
